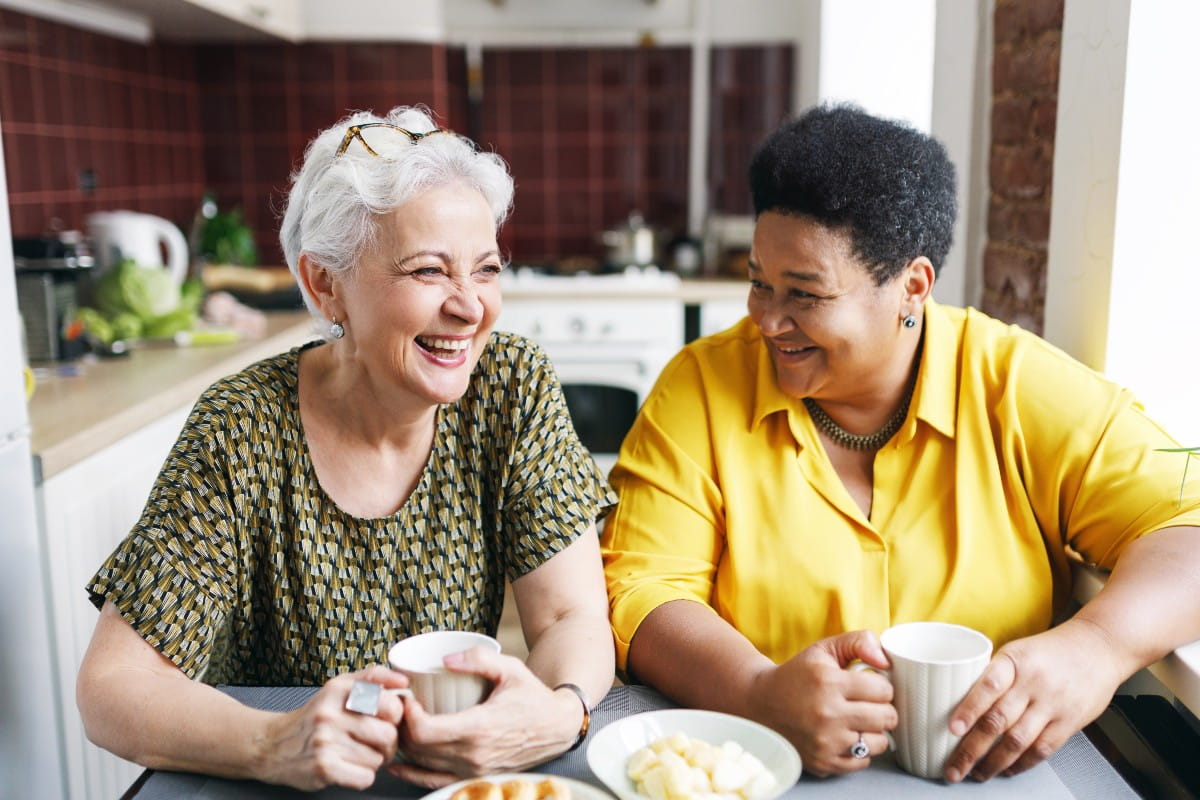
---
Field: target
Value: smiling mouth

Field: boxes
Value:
[415,335,470,359]
[774,342,816,356]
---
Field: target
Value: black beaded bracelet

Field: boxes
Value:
[554,683,591,752]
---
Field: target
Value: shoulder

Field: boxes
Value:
[471,331,559,393]
[189,346,303,434]
[449,333,565,430]
[653,316,762,394]
[950,305,1112,388]
[934,305,1130,430]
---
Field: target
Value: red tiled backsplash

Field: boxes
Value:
[0,9,791,266]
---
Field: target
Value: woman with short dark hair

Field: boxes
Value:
[602,103,1200,782]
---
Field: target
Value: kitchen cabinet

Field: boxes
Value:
[695,298,748,339]
[81,0,810,47]
[38,406,190,800]
[184,0,302,39]
[76,0,303,41]
[26,312,314,800]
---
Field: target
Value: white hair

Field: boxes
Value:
[279,105,514,319]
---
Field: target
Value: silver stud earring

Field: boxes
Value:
[329,317,345,340]
[902,314,917,329]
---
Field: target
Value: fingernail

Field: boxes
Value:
[443,652,465,666]
[949,719,965,736]
[945,768,961,783]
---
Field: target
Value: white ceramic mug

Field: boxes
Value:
[387,631,501,714]
[863,622,993,779]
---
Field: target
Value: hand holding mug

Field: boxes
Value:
[748,630,896,777]
[852,622,993,780]
[942,618,1126,782]
[389,644,589,788]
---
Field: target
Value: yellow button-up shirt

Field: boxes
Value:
[601,301,1200,670]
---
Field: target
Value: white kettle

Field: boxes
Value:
[86,210,189,285]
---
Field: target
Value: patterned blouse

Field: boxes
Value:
[87,332,616,685]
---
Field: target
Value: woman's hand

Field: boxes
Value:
[388,646,582,788]
[257,665,409,791]
[943,619,1125,783]
[750,630,897,777]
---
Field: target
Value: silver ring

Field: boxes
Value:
[850,733,870,759]
[344,680,382,716]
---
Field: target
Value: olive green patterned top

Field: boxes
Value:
[87,332,616,686]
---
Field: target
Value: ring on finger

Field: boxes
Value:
[345,679,383,716]
[849,733,870,760]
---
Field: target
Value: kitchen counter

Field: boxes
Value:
[24,283,745,482]
[501,275,748,302]
[28,311,316,481]
[679,277,748,302]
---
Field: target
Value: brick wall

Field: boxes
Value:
[983,0,1063,333]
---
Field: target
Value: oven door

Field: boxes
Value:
[551,359,649,475]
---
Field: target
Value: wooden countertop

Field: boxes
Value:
[29,311,316,481]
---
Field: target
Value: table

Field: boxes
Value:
[126,685,1140,799]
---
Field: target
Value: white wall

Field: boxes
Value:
[1045,0,1200,445]
[817,0,936,131]
[811,0,986,309]
[930,0,990,309]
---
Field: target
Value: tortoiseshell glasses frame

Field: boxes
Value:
[335,123,475,158]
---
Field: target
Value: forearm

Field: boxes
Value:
[1071,525,1200,675]
[513,529,615,707]
[628,599,776,721]
[523,609,614,710]
[78,662,278,778]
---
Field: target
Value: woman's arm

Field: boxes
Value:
[77,601,408,791]
[629,599,897,776]
[512,524,615,709]
[1075,525,1200,670]
[947,525,1200,782]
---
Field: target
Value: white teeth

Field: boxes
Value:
[418,336,470,351]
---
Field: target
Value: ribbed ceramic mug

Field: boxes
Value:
[387,631,501,714]
[875,622,993,779]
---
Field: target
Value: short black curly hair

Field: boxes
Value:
[749,103,957,285]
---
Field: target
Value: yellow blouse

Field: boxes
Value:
[601,302,1200,670]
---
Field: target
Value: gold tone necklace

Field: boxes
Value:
[803,387,913,451]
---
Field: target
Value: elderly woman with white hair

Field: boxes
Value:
[76,106,616,792]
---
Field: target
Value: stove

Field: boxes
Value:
[497,266,685,473]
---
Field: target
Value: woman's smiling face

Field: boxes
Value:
[338,181,503,407]
[747,211,906,402]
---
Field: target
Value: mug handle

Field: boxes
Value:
[849,662,897,751]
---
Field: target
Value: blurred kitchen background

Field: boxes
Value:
[0,1,799,278]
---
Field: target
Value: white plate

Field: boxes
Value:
[421,773,614,800]
[586,709,802,800]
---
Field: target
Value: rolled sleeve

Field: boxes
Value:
[602,354,725,671]
[86,410,238,680]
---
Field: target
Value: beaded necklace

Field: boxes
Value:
[802,389,913,451]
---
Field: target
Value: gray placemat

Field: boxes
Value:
[130,685,1138,799]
